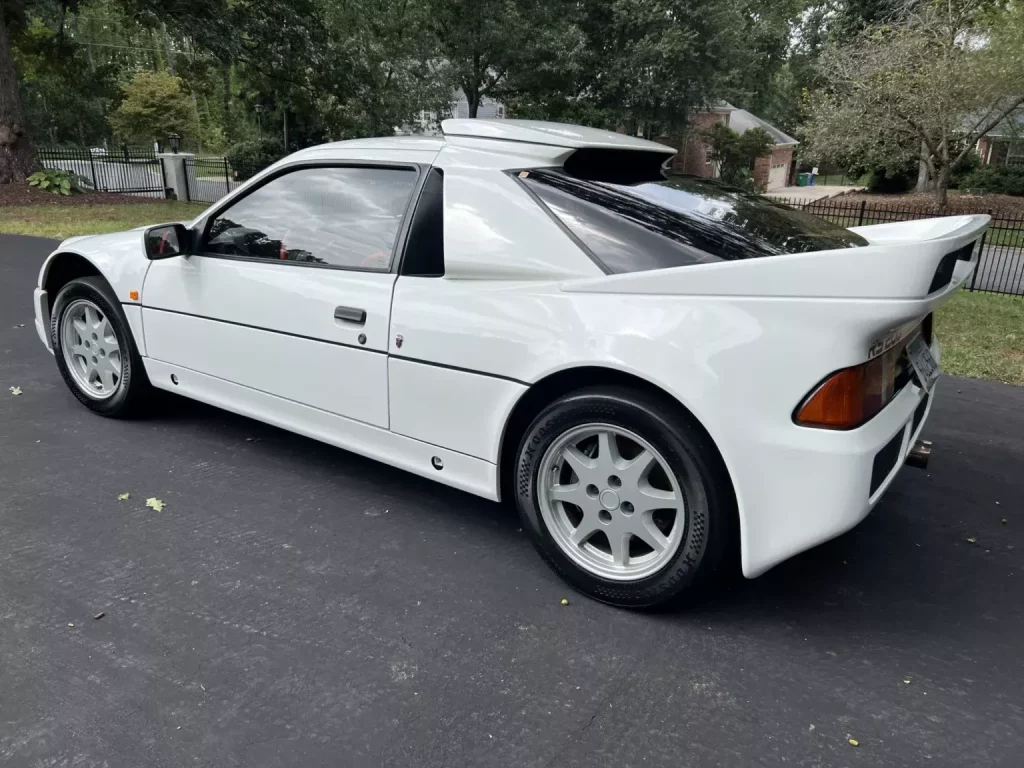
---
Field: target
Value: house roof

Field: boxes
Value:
[727,109,799,146]
[985,112,1024,138]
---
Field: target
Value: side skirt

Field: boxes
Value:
[144,358,500,501]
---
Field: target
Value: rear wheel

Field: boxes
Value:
[51,276,152,417]
[514,387,732,608]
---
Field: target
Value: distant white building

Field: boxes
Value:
[399,90,507,135]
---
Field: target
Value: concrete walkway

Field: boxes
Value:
[764,184,865,202]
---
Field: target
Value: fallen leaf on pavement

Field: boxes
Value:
[560,598,569,606]
[93,612,105,620]
[13,323,25,328]
[117,493,130,501]
[967,537,977,544]
[145,497,165,512]
[848,739,859,747]
[903,679,911,684]
[9,386,22,396]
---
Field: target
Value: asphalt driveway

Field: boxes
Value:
[1,234,1022,767]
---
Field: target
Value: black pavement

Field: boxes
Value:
[1,234,1022,767]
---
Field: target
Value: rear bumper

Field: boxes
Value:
[34,288,52,353]
[738,340,938,577]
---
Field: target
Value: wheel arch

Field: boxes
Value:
[497,366,738,523]
[41,252,104,313]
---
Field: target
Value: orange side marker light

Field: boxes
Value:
[129,290,139,301]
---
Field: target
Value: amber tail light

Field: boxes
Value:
[795,346,904,430]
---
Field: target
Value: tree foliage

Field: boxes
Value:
[802,0,1024,207]
[108,69,192,141]
[703,123,774,188]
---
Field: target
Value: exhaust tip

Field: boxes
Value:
[906,439,932,470]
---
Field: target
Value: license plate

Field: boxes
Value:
[907,336,940,392]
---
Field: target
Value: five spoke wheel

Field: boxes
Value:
[539,424,686,581]
[60,299,122,399]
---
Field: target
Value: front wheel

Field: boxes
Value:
[514,387,733,608]
[51,276,152,418]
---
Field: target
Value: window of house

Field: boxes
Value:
[496,104,506,119]
[203,166,419,271]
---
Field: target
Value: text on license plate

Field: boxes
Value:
[907,336,939,392]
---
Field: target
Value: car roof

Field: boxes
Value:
[288,120,675,160]
[292,136,446,157]
[441,119,675,153]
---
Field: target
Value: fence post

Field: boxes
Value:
[87,151,98,190]
[224,157,230,196]
[857,200,866,227]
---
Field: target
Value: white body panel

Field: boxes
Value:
[145,359,497,500]
[32,121,989,581]
[388,356,526,462]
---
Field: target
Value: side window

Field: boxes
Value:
[203,166,418,271]
[400,168,444,277]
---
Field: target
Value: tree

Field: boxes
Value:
[108,69,191,142]
[506,0,749,137]
[1,1,38,181]
[320,0,452,137]
[802,0,1024,207]
[703,123,773,189]
[425,0,533,118]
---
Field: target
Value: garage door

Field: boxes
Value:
[767,163,788,191]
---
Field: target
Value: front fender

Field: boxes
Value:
[38,229,152,303]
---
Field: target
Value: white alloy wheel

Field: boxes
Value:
[537,423,686,581]
[60,298,123,399]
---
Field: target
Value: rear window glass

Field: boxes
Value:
[519,170,868,274]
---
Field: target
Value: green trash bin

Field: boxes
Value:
[796,173,810,187]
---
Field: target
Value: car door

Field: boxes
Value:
[142,161,423,429]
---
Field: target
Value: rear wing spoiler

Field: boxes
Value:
[561,214,990,301]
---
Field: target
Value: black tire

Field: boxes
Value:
[514,386,734,609]
[50,276,152,418]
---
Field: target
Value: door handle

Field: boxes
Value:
[334,306,366,324]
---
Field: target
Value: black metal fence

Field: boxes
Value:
[775,196,1024,297]
[37,146,167,198]
[184,156,276,203]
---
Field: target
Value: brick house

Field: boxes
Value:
[975,114,1024,167]
[663,103,799,191]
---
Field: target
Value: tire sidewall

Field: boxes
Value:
[51,278,139,416]
[515,390,720,607]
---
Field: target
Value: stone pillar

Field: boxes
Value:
[158,152,195,202]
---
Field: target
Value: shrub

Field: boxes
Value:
[957,165,1024,196]
[866,165,915,193]
[27,168,87,196]
[949,150,981,188]
[225,139,285,181]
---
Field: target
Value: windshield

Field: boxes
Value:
[520,170,867,274]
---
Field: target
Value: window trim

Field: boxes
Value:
[508,168,613,275]
[193,160,428,275]
[397,167,445,277]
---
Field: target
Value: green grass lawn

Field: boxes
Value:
[937,290,1024,385]
[0,201,207,240]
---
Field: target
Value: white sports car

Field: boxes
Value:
[32,120,987,607]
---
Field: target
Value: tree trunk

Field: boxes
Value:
[466,85,480,118]
[221,62,232,140]
[915,140,931,193]
[161,24,175,75]
[0,13,37,183]
[933,166,951,209]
